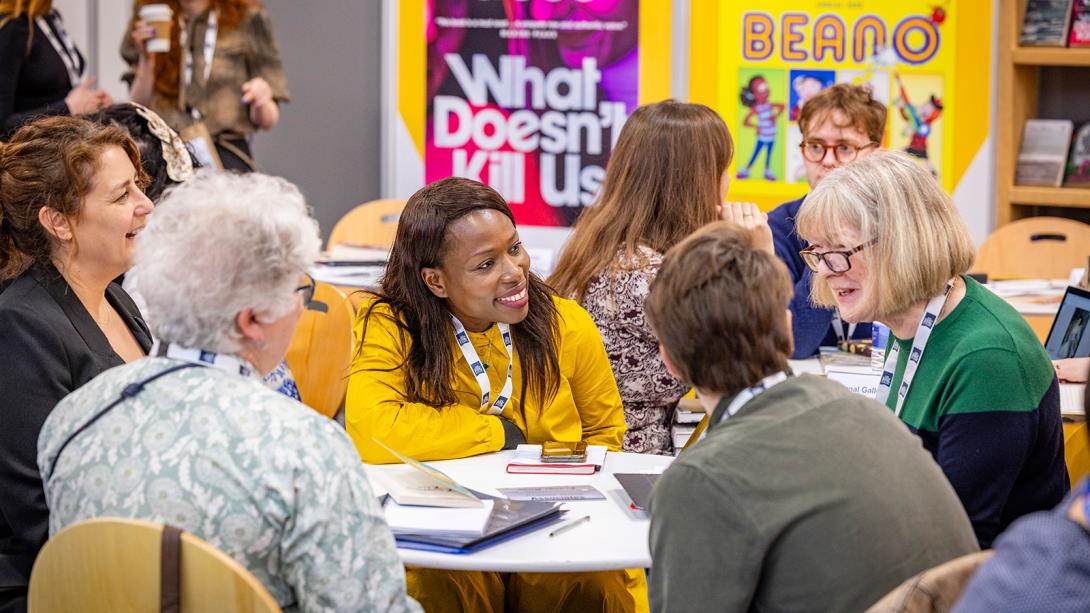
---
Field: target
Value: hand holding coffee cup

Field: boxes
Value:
[137,3,173,54]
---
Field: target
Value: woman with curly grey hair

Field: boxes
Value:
[38,171,421,613]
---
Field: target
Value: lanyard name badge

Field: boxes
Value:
[714,371,789,427]
[179,9,218,119]
[156,340,254,379]
[875,279,955,418]
[831,311,856,344]
[451,317,513,416]
[36,11,84,88]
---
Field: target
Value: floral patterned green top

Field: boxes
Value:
[38,356,421,613]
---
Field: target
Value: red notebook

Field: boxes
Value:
[506,445,607,475]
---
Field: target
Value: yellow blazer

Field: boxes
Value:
[346,295,626,464]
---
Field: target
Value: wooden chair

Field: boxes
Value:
[327,199,406,250]
[973,217,1090,280]
[28,517,280,613]
[285,282,356,418]
[865,550,993,613]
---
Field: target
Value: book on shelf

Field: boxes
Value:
[506,444,607,474]
[1020,0,1074,46]
[1016,119,1074,187]
[1065,122,1090,186]
[1071,0,1090,45]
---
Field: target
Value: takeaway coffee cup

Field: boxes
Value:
[139,3,173,53]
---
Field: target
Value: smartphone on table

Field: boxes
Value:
[540,440,588,463]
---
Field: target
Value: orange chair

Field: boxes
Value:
[285,282,356,418]
[974,217,1090,280]
[29,517,280,613]
[327,199,406,251]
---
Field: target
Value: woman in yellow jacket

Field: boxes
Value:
[346,176,640,612]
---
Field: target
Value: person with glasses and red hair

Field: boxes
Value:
[767,83,885,358]
[796,151,1068,549]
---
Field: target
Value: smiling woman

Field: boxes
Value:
[0,115,153,610]
[346,176,635,613]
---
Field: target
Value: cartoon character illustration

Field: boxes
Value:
[738,76,785,181]
[894,73,943,175]
[790,75,825,122]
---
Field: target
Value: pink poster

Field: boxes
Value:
[426,0,640,227]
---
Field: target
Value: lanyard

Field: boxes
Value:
[876,279,955,418]
[35,11,84,88]
[830,311,857,343]
[451,317,513,416]
[179,9,218,119]
[154,340,258,380]
[714,371,789,427]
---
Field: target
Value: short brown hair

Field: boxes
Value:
[0,115,146,278]
[799,83,887,144]
[646,222,793,397]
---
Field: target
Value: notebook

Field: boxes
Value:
[1045,286,1090,360]
[387,493,564,554]
[506,444,608,475]
[613,473,661,511]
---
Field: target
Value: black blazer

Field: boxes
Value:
[0,12,84,139]
[0,264,151,611]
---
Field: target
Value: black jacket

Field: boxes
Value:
[0,264,150,611]
[0,11,82,139]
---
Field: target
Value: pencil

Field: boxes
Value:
[548,514,591,537]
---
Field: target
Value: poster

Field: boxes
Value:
[688,1,991,210]
[393,0,672,228]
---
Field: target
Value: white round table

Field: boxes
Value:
[364,450,673,572]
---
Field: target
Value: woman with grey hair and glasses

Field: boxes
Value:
[37,171,421,613]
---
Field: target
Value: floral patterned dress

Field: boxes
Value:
[581,246,689,455]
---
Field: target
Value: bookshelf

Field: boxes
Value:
[997,0,1090,225]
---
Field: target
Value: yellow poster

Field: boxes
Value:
[689,0,991,210]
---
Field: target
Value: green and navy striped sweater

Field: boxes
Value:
[884,275,1068,548]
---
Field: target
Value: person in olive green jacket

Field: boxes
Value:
[644,221,979,613]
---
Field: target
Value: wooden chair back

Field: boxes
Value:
[974,217,1090,279]
[326,199,406,250]
[28,517,280,613]
[865,550,993,612]
[285,282,356,418]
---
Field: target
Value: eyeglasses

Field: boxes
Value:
[295,274,326,312]
[799,239,876,273]
[799,141,878,163]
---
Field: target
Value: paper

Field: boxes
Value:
[384,499,495,537]
[1062,384,1087,418]
[498,485,606,502]
[372,438,482,507]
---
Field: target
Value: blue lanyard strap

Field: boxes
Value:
[47,362,202,479]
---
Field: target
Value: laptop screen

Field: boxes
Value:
[1045,286,1090,360]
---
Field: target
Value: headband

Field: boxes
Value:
[127,102,194,183]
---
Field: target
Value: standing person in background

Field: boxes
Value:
[0,0,111,139]
[0,115,152,613]
[768,83,884,357]
[122,0,288,171]
[550,100,767,455]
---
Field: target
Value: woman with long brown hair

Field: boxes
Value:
[0,0,111,138]
[550,99,757,455]
[122,0,288,171]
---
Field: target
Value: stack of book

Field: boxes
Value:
[1020,0,1090,47]
[672,399,705,454]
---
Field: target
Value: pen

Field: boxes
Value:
[548,514,591,538]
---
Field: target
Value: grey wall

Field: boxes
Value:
[252,0,383,241]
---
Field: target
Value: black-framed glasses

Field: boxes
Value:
[799,239,876,273]
[295,274,327,312]
[799,141,878,163]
